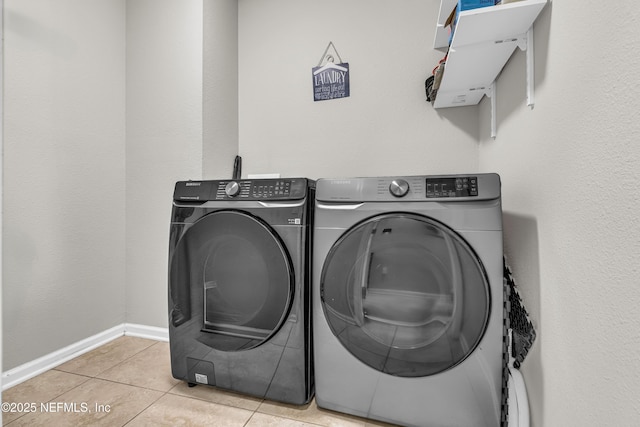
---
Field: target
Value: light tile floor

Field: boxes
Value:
[3,336,398,426]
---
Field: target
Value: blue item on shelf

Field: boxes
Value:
[459,0,496,11]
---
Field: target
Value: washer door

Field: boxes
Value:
[172,210,293,351]
[320,213,490,377]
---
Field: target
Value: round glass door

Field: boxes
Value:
[320,213,490,377]
[176,210,293,351]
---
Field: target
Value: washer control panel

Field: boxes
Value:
[216,179,294,200]
[173,179,309,202]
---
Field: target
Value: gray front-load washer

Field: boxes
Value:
[168,178,314,405]
[313,174,506,426]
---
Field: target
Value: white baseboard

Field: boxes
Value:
[2,323,169,391]
[124,323,169,342]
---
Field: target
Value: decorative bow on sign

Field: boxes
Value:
[312,42,350,102]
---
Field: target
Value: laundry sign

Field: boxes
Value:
[312,62,350,101]
[312,42,350,102]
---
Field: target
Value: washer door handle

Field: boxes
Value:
[257,200,306,208]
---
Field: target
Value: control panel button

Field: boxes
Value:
[225,181,241,197]
[389,179,410,197]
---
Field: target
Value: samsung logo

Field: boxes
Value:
[185,182,201,187]
[330,180,352,185]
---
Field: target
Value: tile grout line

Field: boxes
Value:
[253,401,349,427]
[120,389,169,427]
[80,376,170,394]
[60,339,169,427]
[164,383,265,413]
[45,338,164,427]
[90,339,159,380]
[2,372,93,427]
[243,406,330,427]
[52,336,158,381]
[242,407,256,427]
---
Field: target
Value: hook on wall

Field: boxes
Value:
[317,41,343,67]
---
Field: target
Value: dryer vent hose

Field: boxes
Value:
[508,367,530,427]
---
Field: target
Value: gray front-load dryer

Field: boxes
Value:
[313,174,505,426]
[169,178,314,405]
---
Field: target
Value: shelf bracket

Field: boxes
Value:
[515,27,535,108]
[485,83,497,139]
[526,27,535,108]
[516,34,528,51]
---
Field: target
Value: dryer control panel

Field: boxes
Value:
[173,178,309,202]
[316,174,499,202]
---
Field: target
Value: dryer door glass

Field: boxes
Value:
[320,213,490,377]
[172,210,293,351]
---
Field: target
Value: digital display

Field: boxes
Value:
[426,177,478,198]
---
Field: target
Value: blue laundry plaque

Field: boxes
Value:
[312,62,350,101]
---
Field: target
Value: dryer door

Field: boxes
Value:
[320,213,490,377]
[170,210,293,351]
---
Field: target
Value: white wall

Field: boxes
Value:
[125,0,203,327]
[3,0,126,370]
[2,0,226,371]
[203,0,238,179]
[238,0,479,178]
[478,2,640,426]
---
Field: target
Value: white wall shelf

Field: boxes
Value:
[432,0,547,110]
